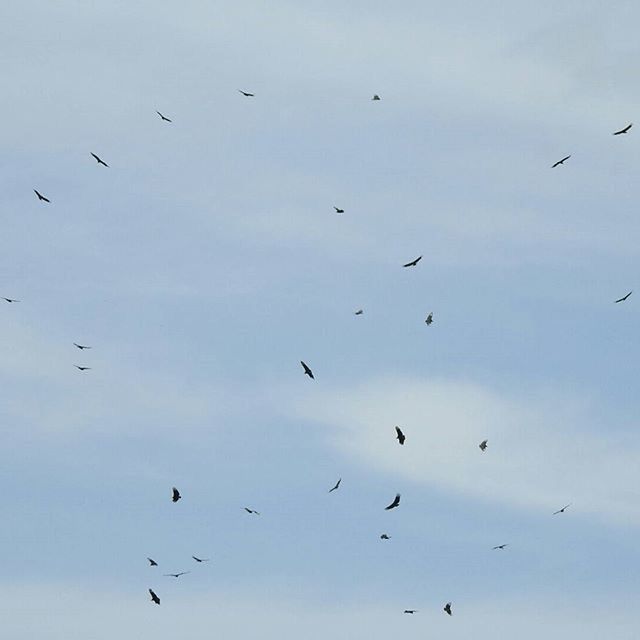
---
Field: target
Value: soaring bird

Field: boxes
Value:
[613,123,632,135]
[2,297,19,303]
[615,291,632,303]
[90,152,109,167]
[444,602,452,616]
[425,312,433,325]
[163,572,190,578]
[403,256,422,267]
[73,343,91,350]
[172,487,181,502]
[156,111,172,122]
[492,544,508,550]
[147,557,158,566]
[149,589,160,605]
[74,365,91,371]
[301,361,314,379]
[403,610,418,614]
[385,493,401,510]
[380,534,391,540]
[192,556,210,563]
[244,507,260,515]
[479,439,488,452]
[333,206,345,214]
[395,426,406,445]
[238,90,254,97]
[553,503,571,515]
[372,94,381,101]
[551,155,571,168]
[354,309,364,315]
[34,189,50,202]
[328,478,341,493]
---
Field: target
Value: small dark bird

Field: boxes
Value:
[613,123,632,135]
[74,366,91,371]
[551,155,571,168]
[403,610,418,614]
[492,544,508,550]
[333,206,345,214]
[301,361,314,379]
[479,439,488,452]
[395,426,406,445]
[615,291,632,303]
[163,572,190,578]
[385,493,401,510]
[2,298,19,303]
[156,111,172,122]
[372,94,381,101]
[425,312,433,325]
[192,556,210,563]
[34,189,50,202]
[147,557,158,566]
[73,343,91,350]
[444,602,452,616]
[380,534,391,540]
[90,152,109,167]
[172,487,181,502]
[328,478,341,493]
[244,507,260,515]
[238,90,254,97]
[553,503,571,515]
[149,589,160,605]
[403,256,422,268]
[354,309,364,315]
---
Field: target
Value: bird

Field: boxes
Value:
[149,589,160,605]
[333,206,345,214]
[163,572,190,578]
[553,503,571,515]
[444,602,452,616]
[403,256,422,267]
[156,111,172,122]
[2,297,19,303]
[90,152,109,167]
[238,90,254,97]
[244,507,260,515]
[301,361,314,379]
[74,366,91,371]
[551,155,571,168]
[395,426,406,445]
[425,312,433,325]
[615,291,632,303]
[354,309,364,315]
[147,557,158,566]
[73,343,91,350]
[192,556,210,563]
[380,534,391,540]
[385,493,401,510]
[372,94,381,101]
[403,610,418,614]
[613,123,632,135]
[172,487,181,502]
[34,189,50,202]
[492,544,508,550]
[328,478,341,493]
[479,439,488,452]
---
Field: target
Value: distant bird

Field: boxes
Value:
[425,312,433,325]
[395,426,406,445]
[613,123,632,135]
[74,366,91,371]
[553,503,571,515]
[301,360,314,379]
[238,90,254,97]
[329,478,341,493]
[192,556,210,563]
[354,309,364,315]
[163,572,190,578]
[403,256,422,268]
[2,298,19,303]
[149,589,160,605]
[403,610,418,614]
[380,534,391,540]
[244,507,260,515]
[479,439,488,452]
[34,189,50,202]
[551,155,571,168]
[90,152,109,167]
[147,557,158,566]
[73,343,91,350]
[333,206,345,214]
[615,291,632,303]
[172,487,181,502]
[372,94,381,101]
[444,602,452,616]
[492,544,508,550]
[156,111,172,122]
[385,493,401,510]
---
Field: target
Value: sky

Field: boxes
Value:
[1,0,640,637]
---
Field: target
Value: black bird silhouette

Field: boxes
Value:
[615,291,632,303]
[492,544,508,550]
[380,533,391,540]
[479,439,488,451]
[172,487,181,502]
[613,123,632,135]
[34,189,50,202]
[403,610,418,614]
[163,571,190,578]
[244,507,260,515]
[192,556,210,563]
[354,309,364,315]
[147,557,158,566]
[90,152,109,167]
[156,111,172,122]
[2,297,19,303]
[301,361,314,379]
[372,94,381,101]
[334,206,345,214]
[74,365,91,371]
[425,312,433,325]
[551,155,571,168]
[444,602,452,616]
[395,426,406,445]
[149,589,160,605]
[553,503,571,515]
[403,256,422,267]
[385,493,401,510]
[73,343,91,350]
[238,90,254,97]
[328,478,341,493]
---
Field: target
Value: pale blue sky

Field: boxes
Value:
[2,1,640,638]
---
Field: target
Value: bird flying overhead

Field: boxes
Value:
[147,557,158,566]
[403,610,418,614]
[444,602,452,616]
[90,152,109,167]
[613,123,632,135]
[380,534,391,540]
[425,312,433,325]
[301,361,314,379]
[149,589,160,605]
[492,544,508,550]
[395,426,406,445]
[238,90,254,97]
[615,291,632,303]
[172,487,181,502]
[328,478,341,493]
[354,309,364,315]
[244,507,260,515]
[2,298,19,303]
[34,189,50,202]
[73,343,91,350]
[403,256,422,267]
[74,366,91,371]
[551,155,571,168]
[333,206,345,214]
[372,94,381,101]
[156,111,172,122]
[479,439,488,451]
[553,503,571,515]
[385,493,401,510]
[163,572,190,578]
[192,556,210,563]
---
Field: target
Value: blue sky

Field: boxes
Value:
[2,0,640,637]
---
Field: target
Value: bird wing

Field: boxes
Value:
[385,494,400,509]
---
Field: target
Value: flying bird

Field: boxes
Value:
[244,507,260,515]
[147,557,158,566]
[156,111,172,122]
[553,503,571,515]
[380,534,391,540]
[192,556,210,563]
[163,572,190,578]
[403,256,422,267]
[172,487,181,502]
[90,152,109,167]
[354,309,364,315]
[492,544,508,550]
[615,291,632,303]
[372,94,381,101]
[149,589,160,605]
[34,189,50,202]
[301,361,314,379]
[2,298,19,303]
[403,610,418,614]
[444,602,452,616]
[551,155,571,168]
[479,439,488,452]
[395,426,406,445]
[385,493,401,510]
[73,343,91,350]
[238,90,254,97]
[333,206,345,214]
[74,366,91,371]
[425,312,433,325]
[613,123,632,135]
[328,478,341,493]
